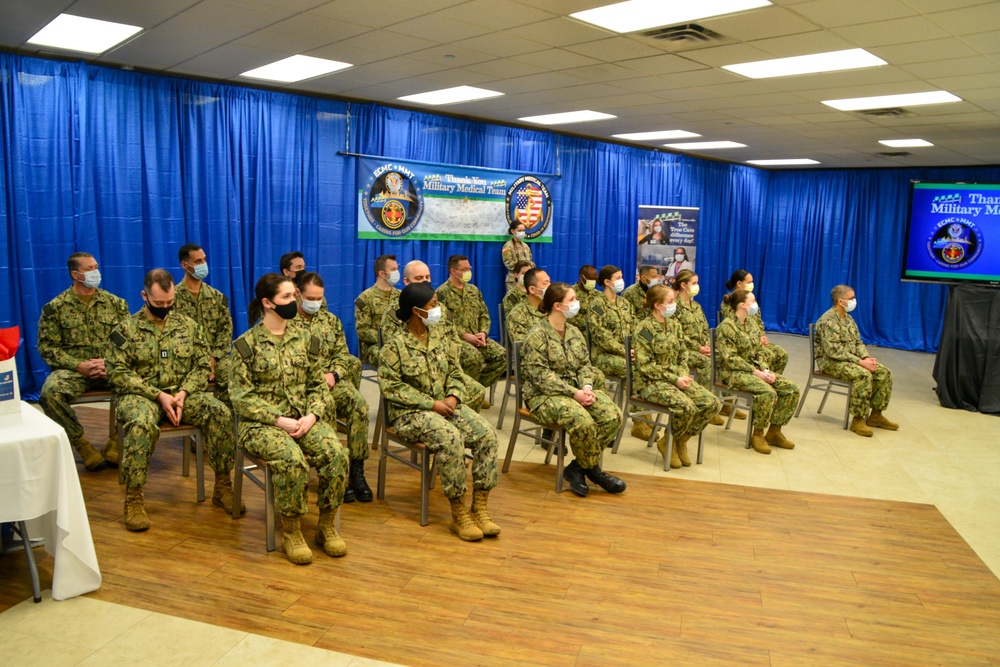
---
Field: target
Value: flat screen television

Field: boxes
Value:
[901,181,1000,286]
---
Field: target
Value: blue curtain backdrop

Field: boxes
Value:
[2,53,999,396]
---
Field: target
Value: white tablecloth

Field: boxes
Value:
[0,402,101,599]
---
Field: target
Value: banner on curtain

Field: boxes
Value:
[637,205,699,284]
[356,156,553,242]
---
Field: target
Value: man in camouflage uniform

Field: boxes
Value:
[436,254,507,393]
[296,273,372,502]
[506,268,549,344]
[38,252,130,471]
[354,254,400,369]
[105,269,238,531]
[588,266,633,381]
[815,284,898,437]
[501,260,533,321]
[174,243,233,403]
[620,265,660,318]
[716,292,799,455]
[567,265,598,329]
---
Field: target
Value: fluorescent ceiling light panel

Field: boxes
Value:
[518,110,616,125]
[665,141,747,150]
[822,90,961,111]
[723,48,886,79]
[398,86,504,106]
[571,0,771,34]
[879,138,934,148]
[26,14,142,54]
[747,159,820,165]
[612,130,701,141]
[240,55,352,83]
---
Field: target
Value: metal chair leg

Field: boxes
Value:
[232,446,245,520]
[264,467,276,552]
[194,434,205,502]
[15,522,41,603]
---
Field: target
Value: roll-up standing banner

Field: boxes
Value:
[637,205,699,285]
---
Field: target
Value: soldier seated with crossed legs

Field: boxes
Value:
[106,269,240,531]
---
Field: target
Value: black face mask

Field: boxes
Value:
[272,301,298,320]
[146,303,173,320]
[294,269,306,280]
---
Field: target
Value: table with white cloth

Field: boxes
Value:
[0,402,102,599]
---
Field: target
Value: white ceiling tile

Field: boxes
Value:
[462,58,549,79]
[700,5,821,41]
[678,43,775,68]
[406,45,497,67]
[512,48,602,70]
[870,38,978,65]
[959,30,1000,56]
[61,0,202,27]
[499,71,589,94]
[564,37,666,62]
[450,32,548,58]
[168,43,288,79]
[926,72,1000,93]
[502,17,612,47]
[386,15,492,42]
[307,30,438,63]
[902,55,999,81]
[232,16,371,53]
[832,17,949,47]
[559,63,648,83]
[437,0,556,30]
[616,54,708,76]
[788,0,918,28]
[927,3,1000,36]
[308,0,466,29]
[746,31,857,58]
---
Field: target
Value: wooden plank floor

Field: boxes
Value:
[3,406,1000,666]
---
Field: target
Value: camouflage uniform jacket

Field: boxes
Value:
[720,298,765,335]
[588,291,633,358]
[38,287,129,371]
[436,281,491,336]
[355,284,400,363]
[105,310,210,400]
[229,322,327,424]
[815,307,868,369]
[378,326,466,424]
[502,287,527,319]
[676,298,710,352]
[173,281,232,361]
[501,238,532,279]
[506,299,546,343]
[567,282,598,329]
[293,308,357,383]
[715,316,769,383]
[521,319,597,409]
[632,315,689,393]
[620,282,648,319]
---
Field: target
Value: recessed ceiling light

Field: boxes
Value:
[612,130,701,141]
[747,159,820,166]
[518,110,617,125]
[822,91,961,111]
[722,48,886,79]
[571,0,771,34]
[878,138,934,148]
[240,55,352,83]
[26,14,142,55]
[664,141,747,150]
[398,86,504,106]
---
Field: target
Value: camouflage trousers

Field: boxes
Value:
[761,342,788,375]
[458,339,508,389]
[212,356,231,406]
[462,374,486,412]
[724,372,800,430]
[685,350,712,384]
[239,419,348,516]
[592,352,626,383]
[38,370,116,446]
[342,355,362,389]
[637,381,721,438]
[328,380,370,461]
[392,405,498,500]
[527,392,622,469]
[819,361,892,416]
[117,392,234,489]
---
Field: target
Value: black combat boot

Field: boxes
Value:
[562,460,589,497]
[584,465,626,494]
[349,459,373,503]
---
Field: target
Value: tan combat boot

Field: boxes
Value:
[280,516,313,565]
[316,509,347,557]
[867,410,899,431]
[449,495,484,542]
[765,424,795,449]
[710,414,725,426]
[850,416,873,437]
[751,428,771,454]
[720,404,748,420]
[212,473,246,515]
[124,487,150,532]
[101,435,120,469]
[674,434,693,467]
[470,490,501,537]
[630,420,653,441]
[73,437,106,472]
[657,434,682,469]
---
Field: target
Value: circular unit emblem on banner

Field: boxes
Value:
[506,176,552,239]
[926,217,983,270]
[362,164,423,237]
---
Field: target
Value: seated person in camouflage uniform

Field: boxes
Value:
[174,243,232,403]
[38,252,129,471]
[633,285,721,469]
[673,269,725,427]
[815,284,898,437]
[521,283,625,498]
[436,254,507,394]
[501,260,534,320]
[230,274,349,565]
[295,272,372,503]
[620,265,661,319]
[378,283,500,542]
[507,267,552,344]
[567,264,598,330]
[588,265,633,382]
[354,254,400,369]
[716,289,800,455]
[721,269,788,374]
[105,269,239,532]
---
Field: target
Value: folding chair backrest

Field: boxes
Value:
[710,327,718,385]
[512,341,525,410]
[623,334,634,400]
[499,301,507,349]
[809,323,819,373]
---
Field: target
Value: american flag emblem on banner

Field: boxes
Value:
[515,184,543,227]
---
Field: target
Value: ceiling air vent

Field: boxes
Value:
[858,107,914,118]
[633,23,733,52]
[876,151,913,157]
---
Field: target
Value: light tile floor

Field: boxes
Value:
[6,332,998,666]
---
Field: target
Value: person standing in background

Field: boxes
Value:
[501,222,533,293]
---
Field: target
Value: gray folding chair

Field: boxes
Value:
[496,301,517,429]
[794,323,852,429]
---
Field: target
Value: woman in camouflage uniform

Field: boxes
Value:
[230,274,349,565]
[378,282,500,542]
[720,269,788,374]
[716,290,800,455]
[588,265,632,381]
[501,222,533,293]
[521,283,625,498]
[673,270,725,428]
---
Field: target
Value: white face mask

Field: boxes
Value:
[647,277,660,288]
[843,298,857,313]
[675,254,685,262]
[743,282,755,293]
[79,269,101,289]
[531,285,547,299]
[387,269,400,285]
[747,303,760,317]
[515,231,526,239]
[420,306,442,326]
[688,284,700,297]
[660,303,677,318]
[653,225,662,233]
[301,299,323,315]
[563,300,581,318]
[612,278,625,294]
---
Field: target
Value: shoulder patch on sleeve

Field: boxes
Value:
[42,304,54,318]
[592,305,605,316]
[355,296,365,309]
[639,328,654,342]
[309,335,321,356]
[110,329,127,348]
[234,338,252,360]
